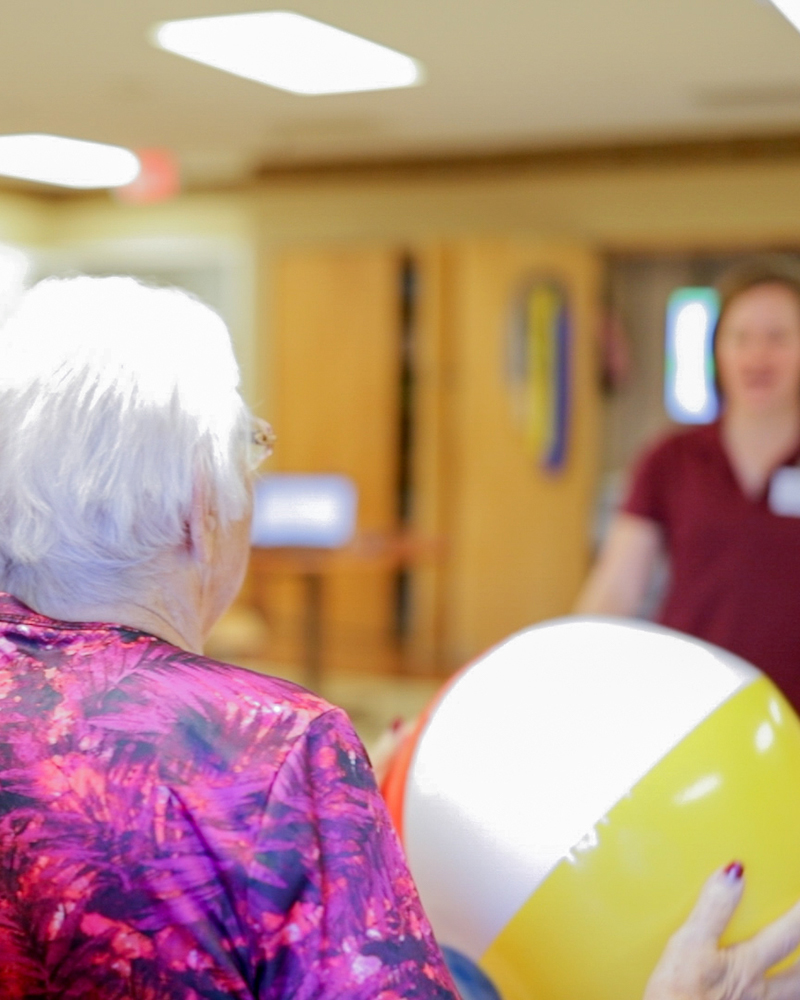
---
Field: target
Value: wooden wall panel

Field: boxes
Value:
[268,246,402,671]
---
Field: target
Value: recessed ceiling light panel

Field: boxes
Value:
[0,135,140,189]
[768,0,800,32]
[152,11,424,95]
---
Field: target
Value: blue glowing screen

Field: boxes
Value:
[250,474,358,548]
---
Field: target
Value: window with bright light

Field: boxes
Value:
[664,287,720,424]
[151,11,423,95]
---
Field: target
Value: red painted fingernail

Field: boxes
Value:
[724,861,744,880]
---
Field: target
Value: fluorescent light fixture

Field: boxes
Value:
[0,135,140,189]
[152,11,423,95]
[768,0,800,32]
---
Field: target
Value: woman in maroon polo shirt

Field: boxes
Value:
[577,258,800,710]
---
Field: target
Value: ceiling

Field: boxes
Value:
[4,0,800,188]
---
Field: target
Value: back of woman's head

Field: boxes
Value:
[0,275,250,613]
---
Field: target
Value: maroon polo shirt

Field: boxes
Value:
[623,421,800,710]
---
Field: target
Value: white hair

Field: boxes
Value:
[0,275,250,612]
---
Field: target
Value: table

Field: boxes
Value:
[249,531,443,687]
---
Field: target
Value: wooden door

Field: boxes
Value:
[437,239,603,667]
[258,239,602,678]
[266,246,402,673]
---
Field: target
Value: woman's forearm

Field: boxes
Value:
[574,514,662,617]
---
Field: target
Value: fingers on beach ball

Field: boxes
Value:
[384,618,800,1000]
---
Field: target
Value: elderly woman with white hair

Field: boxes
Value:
[0,276,457,999]
[0,276,797,1000]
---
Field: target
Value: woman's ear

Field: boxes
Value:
[187,476,218,566]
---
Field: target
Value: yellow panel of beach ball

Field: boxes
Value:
[396,618,800,1000]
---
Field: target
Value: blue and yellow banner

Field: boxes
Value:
[508,280,571,472]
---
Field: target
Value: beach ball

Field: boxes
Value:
[382,618,800,1000]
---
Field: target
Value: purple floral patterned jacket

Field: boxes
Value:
[0,593,457,1000]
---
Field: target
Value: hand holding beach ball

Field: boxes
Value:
[643,863,800,1000]
[382,619,800,1000]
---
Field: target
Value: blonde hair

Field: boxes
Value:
[0,275,250,613]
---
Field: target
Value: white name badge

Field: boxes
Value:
[768,466,800,517]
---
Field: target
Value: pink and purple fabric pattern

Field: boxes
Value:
[0,593,457,1000]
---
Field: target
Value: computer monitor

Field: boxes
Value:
[250,473,358,548]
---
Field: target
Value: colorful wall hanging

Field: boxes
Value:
[507,279,571,472]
